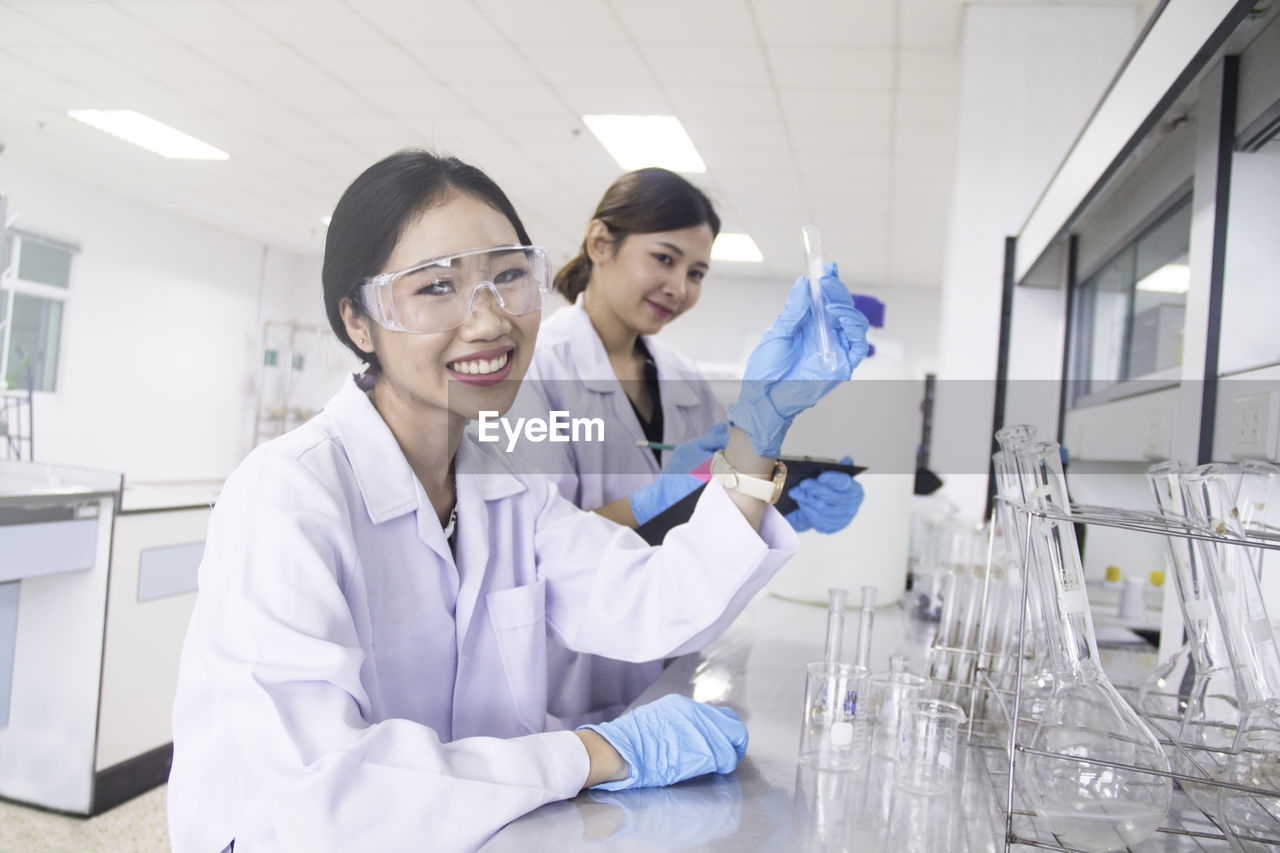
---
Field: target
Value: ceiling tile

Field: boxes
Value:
[290,43,431,84]
[349,1,506,44]
[667,86,780,121]
[201,45,330,85]
[17,78,101,110]
[695,145,789,172]
[642,45,771,88]
[346,81,473,116]
[780,88,893,124]
[503,115,588,145]
[555,83,673,116]
[797,150,892,178]
[412,44,539,85]
[680,117,790,150]
[113,1,276,46]
[523,43,653,86]
[767,47,893,89]
[895,91,958,125]
[78,78,190,114]
[613,0,757,45]
[397,113,498,145]
[0,48,57,83]
[4,45,145,82]
[893,124,956,155]
[0,6,76,47]
[751,0,894,47]
[227,1,386,44]
[103,45,239,84]
[13,2,168,46]
[252,82,371,113]
[900,0,963,49]
[174,81,285,116]
[475,0,629,43]
[452,84,572,119]
[897,49,959,91]
[790,120,892,154]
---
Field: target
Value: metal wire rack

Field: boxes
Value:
[932,496,1280,852]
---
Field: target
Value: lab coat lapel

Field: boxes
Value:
[644,337,713,454]
[325,377,420,524]
[449,438,526,658]
[564,299,659,473]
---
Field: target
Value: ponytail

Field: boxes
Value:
[554,248,593,303]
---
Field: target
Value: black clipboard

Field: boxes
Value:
[634,456,866,545]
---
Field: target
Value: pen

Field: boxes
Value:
[635,440,677,451]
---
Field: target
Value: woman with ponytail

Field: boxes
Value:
[503,168,868,728]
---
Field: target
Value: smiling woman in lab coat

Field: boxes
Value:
[507,168,866,728]
[167,150,867,853]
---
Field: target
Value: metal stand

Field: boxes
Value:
[937,497,1280,851]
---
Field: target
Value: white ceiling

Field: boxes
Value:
[0,0,1148,289]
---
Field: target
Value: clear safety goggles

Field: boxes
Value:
[357,244,551,334]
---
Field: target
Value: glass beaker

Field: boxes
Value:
[1014,441,1171,853]
[894,697,966,794]
[1144,461,1239,815]
[1181,465,1280,851]
[800,661,870,771]
[866,655,929,760]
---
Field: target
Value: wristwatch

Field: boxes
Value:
[710,450,788,504]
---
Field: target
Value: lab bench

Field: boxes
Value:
[484,592,1225,852]
[0,461,217,815]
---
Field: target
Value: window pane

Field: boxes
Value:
[2,234,12,273]
[16,239,72,288]
[1078,247,1134,398]
[1128,201,1191,378]
[6,293,62,392]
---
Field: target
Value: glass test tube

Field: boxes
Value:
[854,585,876,669]
[825,588,848,666]
[801,225,837,370]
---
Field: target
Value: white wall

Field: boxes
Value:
[651,273,941,380]
[931,4,1143,517]
[0,159,348,481]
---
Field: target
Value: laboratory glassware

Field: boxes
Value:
[1014,440,1172,853]
[853,585,876,669]
[894,697,966,795]
[823,588,848,666]
[866,654,929,759]
[992,438,1056,724]
[800,225,837,370]
[1181,464,1280,850]
[800,661,869,771]
[1144,462,1239,819]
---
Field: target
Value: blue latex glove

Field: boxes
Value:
[628,423,729,525]
[727,264,870,457]
[784,456,864,533]
[580,694,748,791]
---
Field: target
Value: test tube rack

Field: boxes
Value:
[932,497,1280,852]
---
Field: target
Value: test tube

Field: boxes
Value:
[853,585,877,669]
[824,588,848,665]
[800,225,838,370]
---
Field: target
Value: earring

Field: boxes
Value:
[358,337,365,345]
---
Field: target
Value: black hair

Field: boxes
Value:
[322,149,532,372]
[553,168,720,303]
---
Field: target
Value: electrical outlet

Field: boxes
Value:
[1231,391,1279,460]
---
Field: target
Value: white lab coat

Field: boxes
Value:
[168,375,794,853]
[503,298,726,725]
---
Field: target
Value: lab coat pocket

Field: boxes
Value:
[487,579,548,733]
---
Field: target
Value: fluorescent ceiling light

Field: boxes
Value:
[711,232,764,263]
[582,115,706,173]
[67,110,229,160]
[1136,261,1190,294]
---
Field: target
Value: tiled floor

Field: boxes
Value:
[0,785,169,852]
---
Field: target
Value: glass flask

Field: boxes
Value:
[992,430,1057,726]
[1181,465,1280,851]
[1145,462,1239,818]
[1014,441,1172,852]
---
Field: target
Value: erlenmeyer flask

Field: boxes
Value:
[1015,441,1171,852]
[1181,464,1280,851]
[1145,462,1239,818]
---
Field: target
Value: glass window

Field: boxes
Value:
[5,294,62,392]
[16,238,72,288]
[1069,196,1191,404]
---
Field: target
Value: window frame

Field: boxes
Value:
[0,229,75,395]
